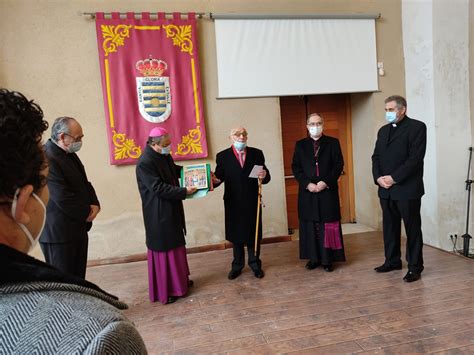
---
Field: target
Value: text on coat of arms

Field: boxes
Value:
[136,57,172,123]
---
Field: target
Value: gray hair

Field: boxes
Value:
[307,113,324,124]
[148,135,167,146]
[51,116,74,142]
[385,95,407,110]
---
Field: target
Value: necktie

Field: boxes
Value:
[238,150,244,167]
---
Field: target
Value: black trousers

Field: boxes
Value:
[40,235,89,279]
[380,198,424,273]
[231,240,262,272]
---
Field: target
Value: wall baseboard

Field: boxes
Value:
[87,235,293,267]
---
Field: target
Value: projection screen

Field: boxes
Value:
[214,18,378,98]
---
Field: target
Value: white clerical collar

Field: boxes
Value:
[392,123,397,127]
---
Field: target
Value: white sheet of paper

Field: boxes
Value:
[249,165,264,178]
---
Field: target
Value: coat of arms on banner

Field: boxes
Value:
[136,57,171,123]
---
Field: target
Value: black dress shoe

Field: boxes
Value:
[403,271,421,283]
[166,296,178,304]
[374,264,402,273]
[228,270,241,280]
[323,264,334,272]
[305,261,320,270]
[188,280,194,287]
[254,269,265,278]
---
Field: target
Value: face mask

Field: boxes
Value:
[308,126,323,137]
[160,145,171,155]
[385,111,397,123]
[233,141,247,151]
[67,141,82,153]
[11,188,46,253]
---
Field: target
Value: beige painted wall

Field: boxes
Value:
[459,0,474,254]
[402,0,473,254]
[0,0,405,261]
[470,0,474,253]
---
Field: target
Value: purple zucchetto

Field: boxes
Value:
[148,127,168,137]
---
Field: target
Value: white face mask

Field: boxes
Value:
[233,141,247,151]
[11,188,46,253]
[159,145,171,155]
[308,126,323,138]
[67,141,82,153]
[385,111,397,123]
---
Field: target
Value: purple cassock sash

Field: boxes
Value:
[324,222,343,250]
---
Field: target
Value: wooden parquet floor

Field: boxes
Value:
[87,232,474,354]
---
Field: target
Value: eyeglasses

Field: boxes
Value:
[64,133,83,142]
[307,122,323,127]
[233,132,248,137]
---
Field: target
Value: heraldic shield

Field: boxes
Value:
[136,76,172,123]
[135,58,171,123]
[137,76,171,123]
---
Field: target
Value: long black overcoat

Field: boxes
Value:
[40,139,100,244]
[214,147,271,244]
[372,116,426,200]
[136,146,187,252]
[292,135,344,223]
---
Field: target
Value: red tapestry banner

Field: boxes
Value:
[95,12,208,165]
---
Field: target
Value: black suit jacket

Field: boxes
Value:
[214,147,270,244]
[372,116,426,200]
[136,146,187,252]
[40,139,100,243]
[0,244,113,297]
[292,135,344,222]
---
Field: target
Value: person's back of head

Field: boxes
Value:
[0,88,147,354]
[0,89,49,251]
[0,89,48,197]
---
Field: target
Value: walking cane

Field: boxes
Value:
[254,177,262,254]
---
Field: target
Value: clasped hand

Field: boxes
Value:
[377,175,395,189]
[307,181,327,193]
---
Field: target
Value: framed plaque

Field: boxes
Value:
[180,163,212,199]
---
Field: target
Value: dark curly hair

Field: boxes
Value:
[0,89,49,199]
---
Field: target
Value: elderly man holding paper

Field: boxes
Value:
[213,126,271,280]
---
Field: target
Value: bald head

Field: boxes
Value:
[307,113,324,124]
[306,113,324,139]
[230,126,247,137]
[229,126,248,149]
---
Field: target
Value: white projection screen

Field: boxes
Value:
[214,18,378,98]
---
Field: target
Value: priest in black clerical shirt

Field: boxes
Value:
[372,95,427,283]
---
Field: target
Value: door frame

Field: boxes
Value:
[344,95,356,222]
